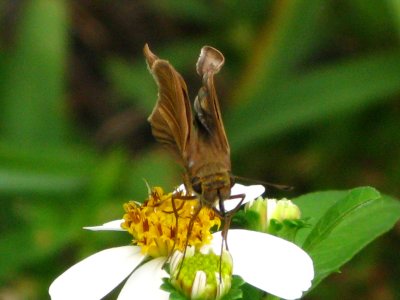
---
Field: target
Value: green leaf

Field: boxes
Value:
[301,187,381,250]
[106,41,207,113]
[294,190,348,245]
[161,277,188,300]
[231,0,326,104]
[1,0,68,145]
[348,1,398,41]
[148,0,213,23]
[0,202,80,281]
[0,142,97,196]
[123,150,180,201]
[387,0,400,37]
[0,141,97,174]
[169,292,188,300]
[227,51,400,152]
[85,150,128,204]
[296,187,400,288]
[221,275,245,300]
[106,57,156,112]
[241,282,263,300]
[0,169,86,196]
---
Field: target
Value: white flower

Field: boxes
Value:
[49,184,314,300]
[49,245,167,300]
[212,230,313,300]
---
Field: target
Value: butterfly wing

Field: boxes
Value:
[194,46,230,155]
[144,44,193,164]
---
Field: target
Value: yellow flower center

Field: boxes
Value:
[121,187,221,258]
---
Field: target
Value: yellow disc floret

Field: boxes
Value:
[121,187,221,258]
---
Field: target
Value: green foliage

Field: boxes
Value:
[1,0,68,145]
[221,276,245,300]
[295,187,400,289]
[227,51,400,151]
[161,277,187,300]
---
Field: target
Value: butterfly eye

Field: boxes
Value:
[191,177,202,194]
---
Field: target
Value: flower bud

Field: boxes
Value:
[268,198,301,223]
[169,247,233,300]
[247,197,303,240]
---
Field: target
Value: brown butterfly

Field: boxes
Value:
[144,44,245,250]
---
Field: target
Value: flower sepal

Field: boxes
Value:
[160,277,187,300]
[268,218,309,241]
[246,197,308,241]
[221,276,245,300]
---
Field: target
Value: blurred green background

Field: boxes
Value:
[1,0,400,299]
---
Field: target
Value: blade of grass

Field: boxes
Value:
[1,0,67,145]
[227,50,400,152]
[106,40,204,113]
[231,0,326,104]
[387,0,400,37]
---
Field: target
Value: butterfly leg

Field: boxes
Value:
[168,193,197,258]
[217,193,246,251]
[210,193,245,280]
[176,201,202,278]
[169,194,181,260]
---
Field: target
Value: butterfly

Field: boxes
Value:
[144,44,246,252]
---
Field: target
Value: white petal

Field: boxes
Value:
[223,184,265,211]
[84,219,125,231]
[175,184,187,193]
[212,230,314,300]
[169,250,183,275]
[118,257,169,300]
[192,271,207,299]
[175,183,265,211]
[266,199,278,224]
[49,246,145,300]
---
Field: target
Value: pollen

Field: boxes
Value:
[121,187,221,257]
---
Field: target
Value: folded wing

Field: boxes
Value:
[144,44,193,164]
[194,46,230,154]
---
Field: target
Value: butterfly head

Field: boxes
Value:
[191,172,234,209]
